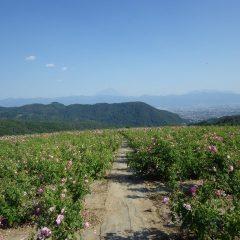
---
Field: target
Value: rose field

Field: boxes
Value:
[0,130,122,239]
[0,126,240,239]
[123,126,240,239]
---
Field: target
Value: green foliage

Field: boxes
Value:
[0,119,110,136]
[0,102,185,136]
[195,114,240,126]
[123,126,240,239]
[0,130,122,239]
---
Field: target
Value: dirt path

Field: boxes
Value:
[81,141,178,240]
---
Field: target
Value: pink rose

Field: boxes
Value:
[38,227,51,238]
[208,145,217,153]
[189,186,197,196]
[162,196,170,204]
[37,187,44,194]
[84,221,90,228]
[56,214,64,225]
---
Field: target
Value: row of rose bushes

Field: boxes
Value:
[0,130,122,239]
[123,126,240,239]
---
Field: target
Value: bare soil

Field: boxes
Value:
[0,226,34,240]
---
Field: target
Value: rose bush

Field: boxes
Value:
[0,130,122,239]
[123,126,240,239]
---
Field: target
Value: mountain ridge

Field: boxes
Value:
[1,91,240,108]
[195,114,240,126]
[0,102,185,136]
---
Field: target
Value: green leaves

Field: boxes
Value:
[123,126,240,239]
[0,130,122,239]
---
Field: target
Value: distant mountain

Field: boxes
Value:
[196,115,240,126]
[139,91,240,108]
[1,91,240,108]
[0,96,129,107]
[0,102,185,136]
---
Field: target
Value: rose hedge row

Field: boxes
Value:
[123,126,240,239]
[0,130,122,239]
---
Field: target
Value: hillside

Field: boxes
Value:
[0,102,185,135]
[196,115,240,126]
[0,119,109,136]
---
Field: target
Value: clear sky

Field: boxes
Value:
[0,0,240,98]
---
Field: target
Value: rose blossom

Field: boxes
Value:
[84,221,90,228]
[215,189,226,197]
[37,187,44,194]
[183,203,192,211]
[208,145,217,153]
[189,186,197,196]
[229,165,234,172]
[60,193,66,199]
[56,214,64,225]
[61,178,67,184]
[162,196,170,204]
[215,190,221,196]
[38,227,51,239]
[0,216,4,226]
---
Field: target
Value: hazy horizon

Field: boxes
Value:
[1,1,240,98]
[0,88,240,101]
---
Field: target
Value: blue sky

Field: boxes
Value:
[0,0,240,98]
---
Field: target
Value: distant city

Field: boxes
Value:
[164,105,240,122]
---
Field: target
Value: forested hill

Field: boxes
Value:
[196,115,240,126]
[0,102,185,135]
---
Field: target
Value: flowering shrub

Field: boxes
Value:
[123,126,240,239]
[37,227,51,239]
[0,130,122,239]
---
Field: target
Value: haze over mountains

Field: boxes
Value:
[1,90,240,108]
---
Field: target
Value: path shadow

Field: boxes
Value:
[103,228,180,240]
[105,154,145,185]
[104,172,141,184]
[106,156,170,195]
[126,195,146,199]
[115,157,128,164]
[128,185,170,194]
